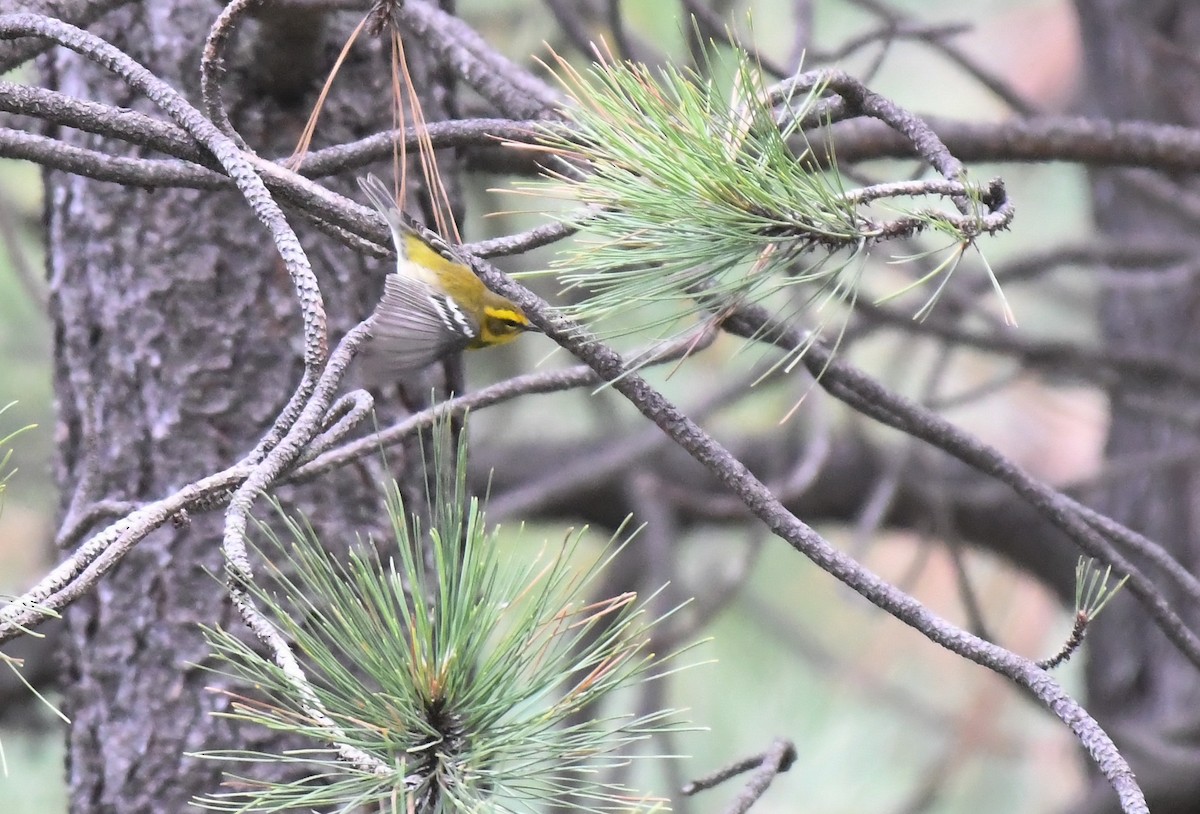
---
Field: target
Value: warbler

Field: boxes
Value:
[358,174,537,378]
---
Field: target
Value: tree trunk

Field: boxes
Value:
[44,5,447,810]
[1074,2,1200,812]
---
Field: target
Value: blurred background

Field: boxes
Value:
[0,0,1100,811]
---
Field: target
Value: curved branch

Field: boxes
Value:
[777,69,974,211]
[199,0,264,150]
[221,322,388,776]
[398,0,561,118]
[0,360,594,641]
[721,304,1200,664]
[0,0,133,72]
[0,12,329,451]
[466,255,1149,814]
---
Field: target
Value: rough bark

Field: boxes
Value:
[44,5,440,810]
[1074,2,1200,812]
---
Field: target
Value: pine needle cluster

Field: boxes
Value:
[198,431,687,814]
[527,48,861,339]
[522,45,1004,342]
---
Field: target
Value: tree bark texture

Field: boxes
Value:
[44,4,449,811]
[1074,2,1200,812]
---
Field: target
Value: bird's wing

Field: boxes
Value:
[362,274,478,379]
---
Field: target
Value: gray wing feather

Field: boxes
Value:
[362,274,477,379]
[358,175,411,260]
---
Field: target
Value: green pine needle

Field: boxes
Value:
[1074,557,1129,620]
[517,45,1005,347]
[526,49,858,335]
[0,401,35,516]
[0,402,59,777]
[195,424,691,814]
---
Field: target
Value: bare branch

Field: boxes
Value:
[720,303,1200,668]
[844,0,1038,115]
[681,738,798,810]
[399,0,560,118]
[0,12,329,409]
[828,114,1200,172]
[468,254,1149,813]
[0,0,133,72]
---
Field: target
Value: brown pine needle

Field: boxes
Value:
[287,14,369,171]
[282,4,463,247]
[559,641,644,704]
[560,591,637,630]
[392,28,461,242]
[389,29,408,203]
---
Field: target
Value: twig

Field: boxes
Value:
[1038,613,1087,670]
[858,300,1200,393]
[0,12,329,451]
[0,463,249,639]
[221,322,393,776]
[291,322,720,483]
[0,79,211,163]
[399,0,561,118]
[199,0,268,150]
[295,118,557,177]
[0,127,227,188]
[827,114,1200,172]
[0,79,551,179]
[810,20,971,65]
[845,0,1038,115]
[718,738,797,814]
[0,0,133,73]
[682,738,797,798]
[468,255,1149,814]
[2,361,602,640]
[720,303,1200,669]
[288,365,599,482]
[769,70,972,208]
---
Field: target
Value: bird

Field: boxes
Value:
[357,174,538,379]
